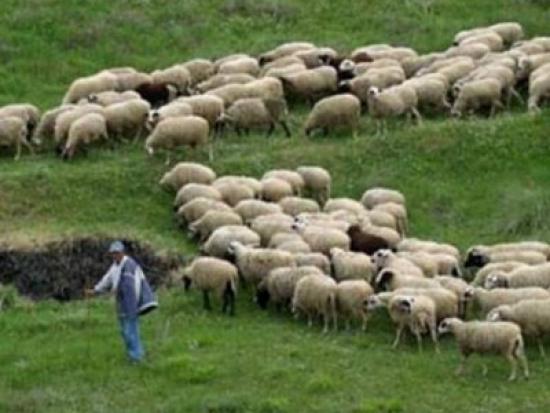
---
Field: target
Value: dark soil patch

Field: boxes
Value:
[0,237,183,301]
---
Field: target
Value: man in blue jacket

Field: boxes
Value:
[86,241,157,363]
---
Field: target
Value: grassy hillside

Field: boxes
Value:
[2,0,550,412]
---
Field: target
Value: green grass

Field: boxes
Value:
[2,0,550,412]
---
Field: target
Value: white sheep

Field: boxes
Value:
[471,261,528,287]
[201,225,260,258]
[159,162,216,191]
[464,286,550,316]
[438,318,529,381]
[189,209,243,242]
[259,42,315,64]
[374,269,440,292]
[151,65,192,94]
[323,198,366,216]
[214,175,262,198]
[182,256,238,315]
[63,71,119,104]
[250,213,295,246]
[451,78,503,117]
[227,241,296,288]
[336,279,374,331]
[260,177,294,203]
[53,104,104,147]
[484,263,550,289]
[488,299,550,357]
[291,220,350,255]
[213,180,255,207]
[146,102,193,131]
[181,58,215,85]
[330,247,375,282]
[255,265,324,311]
[294,252,332,274]
[390,287,459,321]
[373,202,408,236]
[176,197,232,224]
[196,73,255,93]
[280,66,337,104]
[173,183,222,209]
[372,249,424,278]
[292,273,337,333]
[32,104,75,145]
[303,94,361,138]
[0,103,40,137]
[104,99,151,140]
[145,115,211,164]
[278,197,320,217]
[262,170,305,195]
[367,85,422,133]
[528,70,550,112]
[296,166,331,206]
[62,113,108,159]
[0,116,31,160]
[233,199,283,224]
[85,90,140,107]
[175,95,225,127]
[217,56,260,76]
[361,187,405,209]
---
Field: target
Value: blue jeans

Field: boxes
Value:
[118,317,144,362]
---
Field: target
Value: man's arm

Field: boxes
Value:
[92,263,117,295]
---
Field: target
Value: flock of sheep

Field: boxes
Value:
[1,22,550,161]
[164,161,550,381]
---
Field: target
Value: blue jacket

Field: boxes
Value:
[96,256,158,318]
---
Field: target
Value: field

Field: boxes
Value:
[1,0,550,412]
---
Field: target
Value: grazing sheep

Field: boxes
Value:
[251,213,295,246]
[464,246,547,268]
[213,180,255,207]
[196,73,255,93]
[264,63,308,78]
[368,293,438,352]
[146,102,193,131]
[0,116,31,160]
[227,241,296,288]
[438,318,529,381]
[361,187,405,209]
[259,42,315,65]
[104,99,151,140]
[294,47,338,69]
[159,162,216,191]
[206,83,253,108]
[517,53,550,81]
[216,98,291,138]
[32,104,75,145]
[176,197,232,224]
[173,183,222,209]
[396,251,438,278]
[134,82,178,107]
[63,71,119,104]
[304,93,361,138]
[145,116,211,164]
[338,66,406,103]
[233,199,283,224]
[471,261,529,287]
[278,196,320,217]
[373,249,424,277]
[292,274,337,333]
[214,175,262,198]
[189,209,243,242]
[367,85,422,133]
[182,257,238,315]
[256,265,324,311]
[294,213,350,233]
[151,65,192,94]
[459,31,504,52]
[402,76,451,112]
[294,252,332,274]
[366,209,398,231]
[263,170,305,195]
[397,238,460,260]
[489,22,524,46]
[374,269,440,292]
[268,233,303,248]
[296,166,331,206]
[245,77,285,102]
[85,90,141,107]
[336,279,374,331]
[391,287,459,321]
[53,104,104,147]
[464,286,550,316]
[330,247,375,282]
[62,113,108,159]
[373,202,408,236]
[201,225,261,258]
[292,220,350,255]
[488,299,550,357]
[451,78,503,117]
[324,198,366,216]
[176,95,225,127]
[528,70,550,112]
[261,177,294,203]
[280,66,338,103]
[484,263,550,289]
[346,224,390,255]
[217,56,260,76]
[276,239,312,253]
[0,103,40,138]
[110,71,152,92]
[181,58,215,85]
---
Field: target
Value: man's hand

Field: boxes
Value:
[84,289,96,298]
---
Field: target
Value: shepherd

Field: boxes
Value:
[85,240,158,363]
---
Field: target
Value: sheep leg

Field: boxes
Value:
[519,353,530,379]
[164,152,171,166]
[411,107,423,125]
[235,126,242,137]
[510,87,524,105]
[222,285,235,316]
[455,354,468,376]
[202,291,212,311]
[208,143,214,162]
[266,123,275,138]
[322,313,330,334]
[392,324,404,349]
[280,121,291,138]
[507,353,518,381]
[14,141,21,161]
[412,327,423,353]
[429,320,440,354]
[361,313,368,332]
[307,314,313,328]
[23,139,34,156]
[537,338,546,358]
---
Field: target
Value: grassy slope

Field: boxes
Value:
[2,0,550,412]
